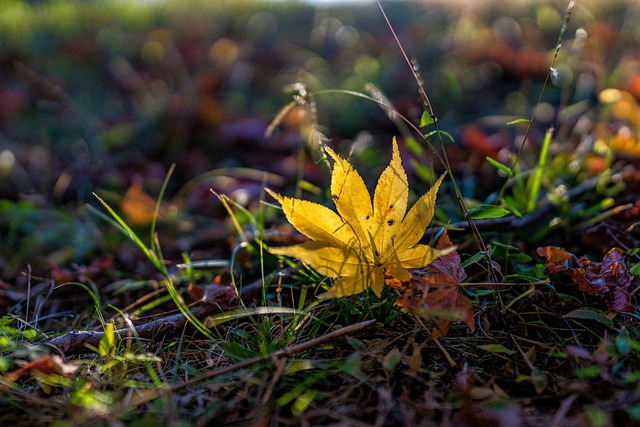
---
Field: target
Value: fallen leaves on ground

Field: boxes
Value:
[50,255,114,284]
[4,354,79,383]
[537,246,635,312]
[120,178,159,226]
[388,230,475,337]
[187,273,238,306]
[266,137,451,299]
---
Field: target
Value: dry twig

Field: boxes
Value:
[41,269,293,356]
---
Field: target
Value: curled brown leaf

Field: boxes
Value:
[537,246,635,313]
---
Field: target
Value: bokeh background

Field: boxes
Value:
[1,0,639,281]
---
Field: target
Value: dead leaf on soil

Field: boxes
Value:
[187,273,239,306]
[537,246,635,312]
[5,354,79,383]
[50,255,114,284]
[393,230,475,337]
[120,178,158,226]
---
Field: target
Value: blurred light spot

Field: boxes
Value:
[247,12,278,40]
[594,139,610,156]
[573,115,593,136]
[232,188,251,206]
[304,55,329,74]
[28,146,49,171]
[498,148,511,163]
[555,65,573,86]
[0,2,33,39]
[554,184,567,196]
[167,204,179,216]
[618,125,633,139]
[141,40,165,64]
[536,102,556,124]
[53,170,72,200]
[568,160,580,173]
[72,139,89,157]
[209,38,240,66]
[492,16,522,44]
[599,88,623,103]
[353,55,379,78]
[0,150,15,174]
[48,1,80,36]
[536,5,561,33]
[335,25,359,48]
[572,28,587,51]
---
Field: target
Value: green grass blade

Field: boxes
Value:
[526,127,553,213]
[149,163,175,259]
[92,193,161,271]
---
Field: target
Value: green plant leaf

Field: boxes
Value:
[467,205,511,219]
[420,111,435,127]
[223,342,255,361]
[99,322,115,357]
[424,129,455,143]
[629,261,640,276]
[478,344,515,355]
[292,390,316,416]
[405,136,424,156]
[526,127,553,212]
[563,307,614,328]
[500,196,523,218]
[486,156,513,176]
[22,329,37,339]
[461,250,486,268]
[506,118,531,125]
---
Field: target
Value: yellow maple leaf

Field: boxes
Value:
[266,138,450,299]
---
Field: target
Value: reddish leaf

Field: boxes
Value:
[601,248,633,290]
[607,287,635,313]
[395,230,474,336]
[536,246,576,274]
[187,273,239,307]
[6,354,79,383]
[538,246,635,313]
[187,283,205,301]
[428,231,468,284]
[120,178,157,226]
[422,286,475,338]
[568,262,607,296]
[49,255,114,284]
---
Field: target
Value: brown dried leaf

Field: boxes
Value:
[395,230,474,337]
[422,286,475,338]
[187,273,239,307]
[5,354,79,383]
[538,246,635,313]
[536,246,576,274]
[423,230,468,285]
[50,255,114,284]
[121,178,157,226]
